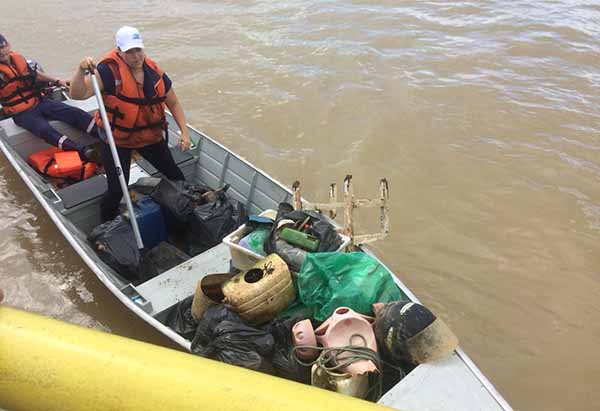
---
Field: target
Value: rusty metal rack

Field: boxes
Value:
[291,175,390,247]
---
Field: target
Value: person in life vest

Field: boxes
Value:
[70,26,192,222]
[0,34,101,162]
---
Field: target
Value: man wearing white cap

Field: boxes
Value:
[70,26,192,222]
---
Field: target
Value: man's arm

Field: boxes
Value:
[34,71,69,88]
[69,57,102,100]
[165,88,191,151]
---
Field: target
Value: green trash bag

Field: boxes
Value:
[296,252,405,322]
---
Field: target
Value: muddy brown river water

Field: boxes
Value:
[1,1,599,410]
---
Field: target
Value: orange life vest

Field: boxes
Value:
[0,51,39,115]
[28,147,98,181]
[94,49,167,146]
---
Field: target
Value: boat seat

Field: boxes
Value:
[135,147,194,176]
[57,174,107,209]
[135,242,232,317]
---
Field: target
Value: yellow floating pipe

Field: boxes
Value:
[0,306,398,411]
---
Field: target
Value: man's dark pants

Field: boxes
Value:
[99,138,185,222]
[13,98,96,152]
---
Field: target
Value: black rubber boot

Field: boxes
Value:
[80,142,103,164]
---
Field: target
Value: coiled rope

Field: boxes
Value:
[292,343,402,401]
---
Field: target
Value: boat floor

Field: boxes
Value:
[136,243,231,318]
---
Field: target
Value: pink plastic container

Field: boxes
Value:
[314,307,377,375]
[292,319,319,361]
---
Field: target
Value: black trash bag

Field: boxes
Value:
[165,296,198,340]
[129,176,162,196]
[232,199,247,229]
[381,360,409,393]
[151,179,211,234]
[275,202,294,220]
[310,220,342,252]
[89,216,192,283]
[191,305,274,371]
[141,242,190,279]
[267,316,311,383]
[186,191,247,256]
[264,205,342,272]
[88,215,143,282]
[192,304,242,347]
[212,344,264,371]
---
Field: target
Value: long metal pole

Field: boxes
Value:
[89,72,144,249]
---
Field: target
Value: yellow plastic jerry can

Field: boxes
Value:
[222,253,295,325]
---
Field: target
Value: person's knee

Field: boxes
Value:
[12,113,31,128]
[12,115,24,126]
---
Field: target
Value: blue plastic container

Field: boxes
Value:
[134,196,167,250]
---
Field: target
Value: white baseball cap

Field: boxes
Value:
[116,26,144,52]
